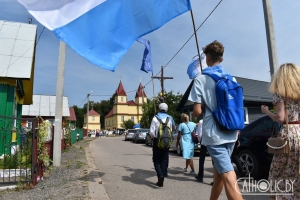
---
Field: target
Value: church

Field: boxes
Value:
[104,81,147,131]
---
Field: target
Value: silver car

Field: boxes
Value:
[125,129,137,141]
[133,128,149,143]
[170,127,201,155]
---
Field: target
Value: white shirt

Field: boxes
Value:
[149,114,174,138]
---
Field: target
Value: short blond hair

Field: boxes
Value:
[181,113,189,122]
[269,63,300,100]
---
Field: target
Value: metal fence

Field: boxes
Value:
[0,115,39,186]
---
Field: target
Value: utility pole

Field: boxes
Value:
[152,66,173,102]
[262,0,278,77]
[53,41,66,166]
[86,91,93,134]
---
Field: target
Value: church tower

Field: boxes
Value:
[115,81,127,104]
[135,83,147,115]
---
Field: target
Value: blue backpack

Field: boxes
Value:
[202,72,245,131]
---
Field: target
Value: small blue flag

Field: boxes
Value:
[137,38,153,73]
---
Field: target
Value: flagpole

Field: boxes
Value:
[152,73,156,113]
[190,10,203,71]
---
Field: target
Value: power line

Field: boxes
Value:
[76,97,87,107]
[36,26,45,44]
[142,0,223,89]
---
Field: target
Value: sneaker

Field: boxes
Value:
[195,175,203,182]
[189,171,196,175]
[183,168,188,172]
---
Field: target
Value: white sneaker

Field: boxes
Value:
[183,168,188,172]
[189,171,196,175]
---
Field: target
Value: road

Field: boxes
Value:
[90,136,268,200]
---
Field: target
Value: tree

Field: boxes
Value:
[140,91,182,128]
[73,105,84,128]
[121,120,134,129]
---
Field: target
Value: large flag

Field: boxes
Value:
[137,38,153,73]
[17,0,191,72]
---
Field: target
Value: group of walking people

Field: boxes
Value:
[149,40,300,200]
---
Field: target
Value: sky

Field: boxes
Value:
[1,0,300,108]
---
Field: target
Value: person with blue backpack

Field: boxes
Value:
[188,40,243,200]
[149,103,176,187]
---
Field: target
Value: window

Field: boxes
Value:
[121,97,123,102]
[131,116,134,121]
[264,118,273,131]
[251,120,264,132]
[92,116,95,121]
[244,107,249,124]
[121,116,124,122]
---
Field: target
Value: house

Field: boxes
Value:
[177,77,273,124]
[83,109,100,131]
[22,94,70,129]
[22,95,70,158]
[68,107,77,129]
[0,21,37,156]
[105,81,147,131]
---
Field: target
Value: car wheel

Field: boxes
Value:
[135,137,137,143]
[238,149,260,178]
[177,144,182,156]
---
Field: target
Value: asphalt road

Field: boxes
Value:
[90,136,268,200]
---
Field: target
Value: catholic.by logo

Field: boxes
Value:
[235,175,295,196]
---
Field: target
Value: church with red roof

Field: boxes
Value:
[104,81,147,130]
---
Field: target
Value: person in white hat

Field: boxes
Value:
[149,103,176,187]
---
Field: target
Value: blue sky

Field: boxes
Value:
[1,0,300,107]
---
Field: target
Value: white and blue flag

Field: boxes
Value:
[17,0,191,72]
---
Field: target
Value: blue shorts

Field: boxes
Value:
[206,142,235,174]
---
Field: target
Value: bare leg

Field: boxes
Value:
[210,169,223,200]
[210,169,243,200]
[185,159,188,169]
[220,171,242,200]
[189,159,195,172]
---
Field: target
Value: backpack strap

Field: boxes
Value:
[202,72,233,82]
[155,115,162,123]
[155,115,169,125]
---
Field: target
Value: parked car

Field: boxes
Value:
[235,115,280,179]
[145,132,153,146]
[133,128,149,143]
[170,127,201,155]
[125,129,137,141]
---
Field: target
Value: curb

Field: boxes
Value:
[85,139,110,200]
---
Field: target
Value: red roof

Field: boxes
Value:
[127,100,137,106]
[135,82,147,98]
[105,108,114,118]
[69,107,77,121]
[84,109,100,116]
[115,81,126,96]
